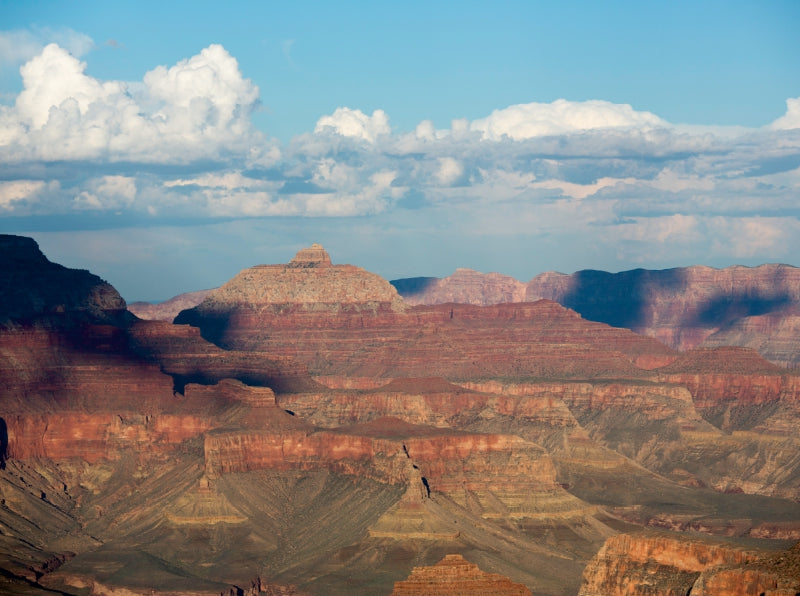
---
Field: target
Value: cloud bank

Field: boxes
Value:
[2,40,800,289]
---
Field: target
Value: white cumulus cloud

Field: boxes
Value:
[314,107,391,143]
[469,99,667,141]
[770,97,800,130]
[0,43,262,163]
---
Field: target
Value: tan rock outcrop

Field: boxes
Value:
[391,554,533,595]
[579,533,800,596]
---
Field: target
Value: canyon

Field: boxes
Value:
[392,264,800,369]
[1,236,799,595]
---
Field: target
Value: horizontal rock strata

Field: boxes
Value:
[391,554,533,595]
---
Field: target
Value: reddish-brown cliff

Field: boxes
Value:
[391,554,533,595]
[127,318,321,393]
[579,533,800,596]
[393,264,800,368]
[204,418,559,497]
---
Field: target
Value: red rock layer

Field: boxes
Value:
[127,319,321,393]
[390,554,533,595]
[654,347,800,430]
[179,299,676,380]
[204,419,558,497]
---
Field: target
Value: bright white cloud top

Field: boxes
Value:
[2,44,261,163]
[1,40,799,301]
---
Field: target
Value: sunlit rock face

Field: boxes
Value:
[394,263,800,368]
[178,243,405,317]
[579,533,800,596]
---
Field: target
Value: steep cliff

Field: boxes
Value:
[5,237,800,596]
[579,532,800,596]
[0,234,128,325]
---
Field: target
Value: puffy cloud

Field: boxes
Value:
[435,157,464,186]
[314,107,390,143]
[16,44,126,129]
[469,99,667,141]
[0,180,46,210]
[770,97,800,130]
[2,40,800,282]
[73,176,137,210]
[1,43,261,163]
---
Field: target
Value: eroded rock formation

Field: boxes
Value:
[176,249,676,379]
[391,554,533,595]
[579,532,800,596]
[393,264,800,368]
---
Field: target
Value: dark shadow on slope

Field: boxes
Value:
[0,417,7,470]
[558,268,687,329]
[173,308,231,348]
[390,277,439,300]
[691,294,793,327]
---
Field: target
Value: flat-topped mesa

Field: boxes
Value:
[179,243,406,315]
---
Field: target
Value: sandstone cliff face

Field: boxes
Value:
[393,264,800,368]
[391,554,533,595]
[579,533,800,596]
[204,418,559,501]
[127,319,321,393]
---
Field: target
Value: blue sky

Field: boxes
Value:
[1,1,799,301]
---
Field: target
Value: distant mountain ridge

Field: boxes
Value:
[392,264,800,368]
[0,234,128,325]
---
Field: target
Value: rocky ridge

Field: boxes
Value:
[579,532,800,596]
[0,234,128,325]
[393,264,800,368]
